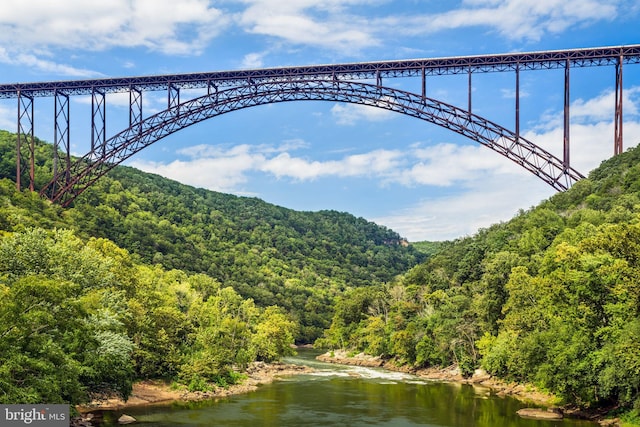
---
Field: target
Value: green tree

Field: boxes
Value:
[252,306,297,362]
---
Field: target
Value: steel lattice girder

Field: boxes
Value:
[41,79,584,206]
[2,45,640,98]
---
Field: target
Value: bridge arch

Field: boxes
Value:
[42,79,584,206]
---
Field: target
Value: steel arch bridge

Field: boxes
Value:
[2,44,640,206]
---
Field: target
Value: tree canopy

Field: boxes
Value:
[3,127,640,421]
[316,143,640,416]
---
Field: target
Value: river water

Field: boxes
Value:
[99,349,597,427]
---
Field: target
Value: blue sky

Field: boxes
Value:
[1,1,639,241]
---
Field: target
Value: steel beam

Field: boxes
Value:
[168,83,180,109]
[16,91,34,191]
[2,45,640,99]
[54,90,71,192]
[5,43,637,205]
[515,65,520,142]
[42,79,584,206]
[615,55,623,155]
[467,66,472,114]
[129,86,143,135]
[91,88,106,156]
[563,59,570,170]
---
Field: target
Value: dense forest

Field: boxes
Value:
[2,128,640,424]
[0,130,424,343]
[318,143,640,423]
[0,130,423,404]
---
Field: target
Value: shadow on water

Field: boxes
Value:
[99,349,597,427]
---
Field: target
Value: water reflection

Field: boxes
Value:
[101,350,596,427]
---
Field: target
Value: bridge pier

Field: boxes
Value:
[91,88,106,157]
[515,65,520,143]
[53,90,71,193]
[615,55,624,156]
[564,59,570,171]
[16,91,35,192]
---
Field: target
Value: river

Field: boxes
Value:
[98,349,597,427]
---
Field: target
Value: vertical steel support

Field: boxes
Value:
[208,81,219,103]
[468,66,472,114]
[91,88,106,156]
[16,91,35,191]
[168,83,180,109]
[421,67,426,100]
[54,90,71,192]
[515,64,520,142]
[129,86,143,135]
[563,59,570,170]
[614,55,623,155]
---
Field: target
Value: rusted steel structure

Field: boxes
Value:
[1,44,639,205]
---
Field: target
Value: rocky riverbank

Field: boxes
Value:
[316,350,619,426]
[73,361,313,425]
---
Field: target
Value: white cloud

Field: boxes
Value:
[0,103,16,130]
[0,0,229,76]
[374,101,640,241]
[0,0,227,55]
[0,49,102,78]
[373,173,555,241]
[131,142,404,190]
[0,0,631,77]
[234,0,627,55]
[241,52,266,69]
[571,87,640,123]
[331,103,395,125]
[237,0,380,53]
[386,0,620,41]
[130,145,266,193]
[261,149,403,180]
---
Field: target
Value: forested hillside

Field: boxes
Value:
[0,129,427,405]
[5,126,640,421]
[0,130,424,343]
[318,143,640,421]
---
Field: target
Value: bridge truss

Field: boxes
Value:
[1,44,639,205]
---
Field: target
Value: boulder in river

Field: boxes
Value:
[118,414,137,424]
[516,408,563,420]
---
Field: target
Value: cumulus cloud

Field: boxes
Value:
[372,173,555,241]
[241,52,267,69]
[0,0,632,76]
[372,87,640,241]
[0,0,228,76]
[234,0,626,55]
[236,0,380,53]
[383,0,620,42]
[331,103,395,125]
[0,48,101,78]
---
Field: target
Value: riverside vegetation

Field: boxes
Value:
[0,129,639,424]
[0,130,422,404]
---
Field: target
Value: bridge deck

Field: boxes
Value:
[1,45,639,98]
